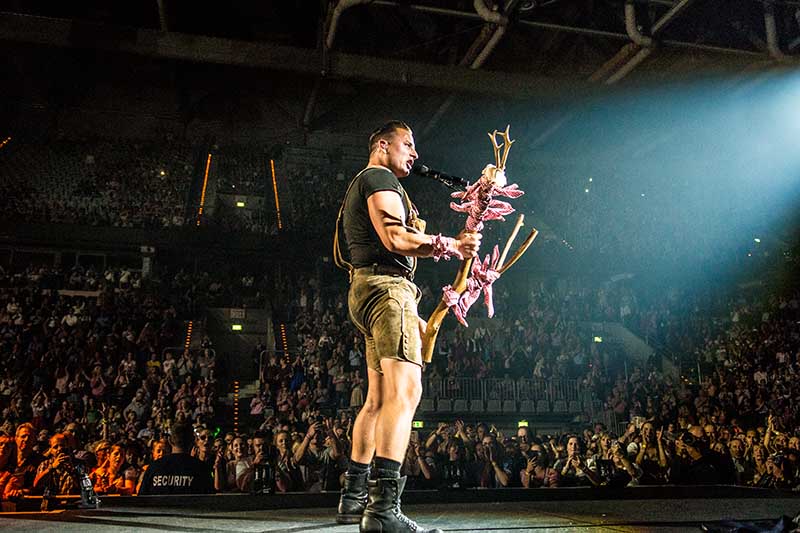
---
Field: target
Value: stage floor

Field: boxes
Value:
[1,497,799,532]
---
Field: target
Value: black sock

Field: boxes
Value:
[347,459,370,477]
[372,456,401,479]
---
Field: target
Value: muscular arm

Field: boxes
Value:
[367,191,479,259]
[367,190,435,257]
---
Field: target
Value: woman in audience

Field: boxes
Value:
[273,430,304,492]
[0,436,23,500]
[217,436,252,492]
[91,443,137,495]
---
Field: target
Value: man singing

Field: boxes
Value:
[335,120,481,533]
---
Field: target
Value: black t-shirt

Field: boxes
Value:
[342,167,414,271]
[671,451,736,485]
[137,453,214,495]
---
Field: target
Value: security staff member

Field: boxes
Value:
[138,423,214,495]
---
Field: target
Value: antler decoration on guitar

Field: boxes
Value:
[421,126,539,363]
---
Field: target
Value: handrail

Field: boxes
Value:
[422,376,582,402]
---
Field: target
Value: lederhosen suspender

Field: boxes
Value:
[333,168,423,282]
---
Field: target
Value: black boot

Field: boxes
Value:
[336,471,368,524]
[360,476,442,533]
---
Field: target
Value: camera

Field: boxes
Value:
[679,432,697,446]
[596,459,613,479]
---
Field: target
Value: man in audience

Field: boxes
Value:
[242,429,275,493]
[12,423,44,491]
[33,433,79,495]
[728,437,754,485]
[124,389,149,423]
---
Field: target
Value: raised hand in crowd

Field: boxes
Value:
[454,419,467,441]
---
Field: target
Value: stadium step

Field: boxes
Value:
[221,380,260,405]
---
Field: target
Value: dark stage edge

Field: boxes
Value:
[1,487,799,533]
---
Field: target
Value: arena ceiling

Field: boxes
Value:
[1,0,799,139]
[2,1,798,82]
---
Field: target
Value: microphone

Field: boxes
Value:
[412,164,469,189]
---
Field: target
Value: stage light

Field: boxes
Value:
[232,324,243,331]
[412,421,424,428]
[236,201,246,208]
[593,336,603,343]
[588,177,593,182]
[754,238,761,243]
[159,170,166,176]
[584,188,589,193]
[196,153,212,226]
[270,159,283,230]
[517,420,529,428]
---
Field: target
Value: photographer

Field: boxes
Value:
[755,453,796,490]
[294,418,343,493]
[404,438,435,489]
[521,442,559,488]
[33,433,80,495]
[424,422,454,455]
[241,430,275,493]
[438,441,470,489]
[588,440,642,488]
[670,426,735,485]
[499,438,526,488]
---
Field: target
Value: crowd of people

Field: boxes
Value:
[1,138,798,503]
[3,401,798,500]
[3,253,796,502]
[1,137,194,229]
[0,262,223,500]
